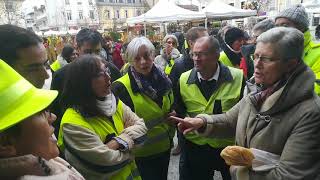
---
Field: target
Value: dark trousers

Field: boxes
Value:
[135,151,171,180]
[179,138,231,180]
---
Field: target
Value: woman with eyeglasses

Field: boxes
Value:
[154,34,181,76]
[57,55,147,180]
[171,27,320,180]
[0,60,84,179]
[112,37,175,180]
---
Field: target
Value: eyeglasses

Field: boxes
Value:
[253,54,280,64]
[190,51,210,59]
[96,67,111,77]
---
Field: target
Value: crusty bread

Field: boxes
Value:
[220,146,254,166]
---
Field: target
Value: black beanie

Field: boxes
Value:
[224,27,245,46]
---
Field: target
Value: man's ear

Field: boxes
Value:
[188,40,193,49]
[0,144,16,158]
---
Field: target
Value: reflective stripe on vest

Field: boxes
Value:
[58,101,141,180]
[115,74,174,157]
[164,58,175,75]
[179,67,243,148]
[50,60,61,72]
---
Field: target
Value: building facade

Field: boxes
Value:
[96,0,147,31]
[0,0,25,27]
[22,0,99,31]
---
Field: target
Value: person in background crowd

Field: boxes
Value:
[172,36,244,180]
[102,35,114,62]
[50,44,77,72]
[216,25,233,50]
[154,34,180,75]
[50,28,121,138]
[57,55,146,180]
[0,24,49,88]
[219,27,249,77]
[275,4,320,95]
[112,42,125,70]
[173,27,320,180]
[169,27,208,157]
[0,60,84,180]
[241,19,275,79]
[112,37,175,180]
[174,32,185,54]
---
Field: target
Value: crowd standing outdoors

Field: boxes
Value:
[1,4,320,180]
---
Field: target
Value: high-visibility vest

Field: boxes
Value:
[179,67,243,148]
[115,74,174,157]
[58,101,141,180]
[303,30,320,96]
[219,52,235,68]
[50,60,61,72]
[164,58,175,75]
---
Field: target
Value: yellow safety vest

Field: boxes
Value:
[303,30,320,96]
[57,101,141,180]
[164,58,175,75]
[115,74,174,157]
[50,60,61,72]
[219,52,238,69]
[179,67,243,148]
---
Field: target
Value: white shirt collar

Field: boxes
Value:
[197,63,220,82]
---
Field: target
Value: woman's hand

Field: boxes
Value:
[106,139,120,150]
[165,44,173,56]
[169,116,205,135]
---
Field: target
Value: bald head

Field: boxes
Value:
[194,36,220,54]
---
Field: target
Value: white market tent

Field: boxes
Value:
[67,29,80,35]
[202,0,256,20]
[43,30,59,36]
[126,0,205,24]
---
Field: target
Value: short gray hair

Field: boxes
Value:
[257,27,304,61]
[253,19,275,33]
[126,37,155,64]
[163,34,178,46]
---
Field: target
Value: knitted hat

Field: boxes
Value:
[275,4,309,31]
[224,27,245,46]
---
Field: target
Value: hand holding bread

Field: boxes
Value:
[220,146,255,166]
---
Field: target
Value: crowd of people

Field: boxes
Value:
[1,4,320,180]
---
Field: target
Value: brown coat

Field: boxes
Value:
[197,63,320,179]
[0,155,84,180]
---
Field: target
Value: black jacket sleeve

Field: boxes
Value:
[111,81,135,111]
[106,61,121,82]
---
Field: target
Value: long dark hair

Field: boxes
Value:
[61,55,105,118]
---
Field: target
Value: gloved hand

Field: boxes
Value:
[220,146,254,166]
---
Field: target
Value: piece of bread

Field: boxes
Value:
[220,146,254,166]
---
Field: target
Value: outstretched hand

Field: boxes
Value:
[169,116,205,135]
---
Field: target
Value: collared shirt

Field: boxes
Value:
[197,63,220,82]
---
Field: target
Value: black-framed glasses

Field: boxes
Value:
[190,51,210,59]
[253,54,280,64]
